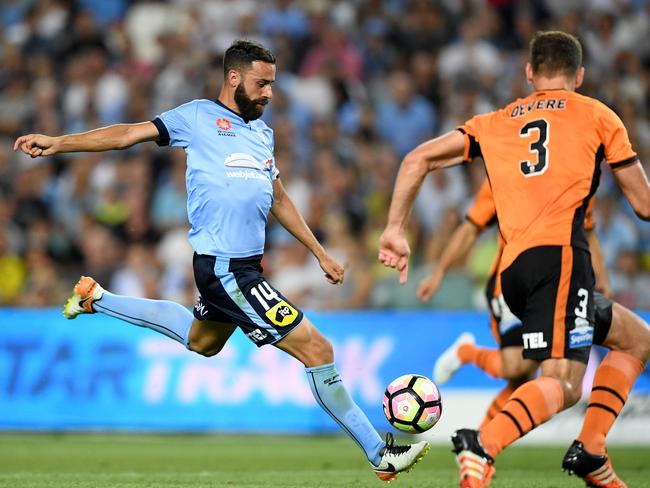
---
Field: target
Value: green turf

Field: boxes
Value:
[0,434,647,487]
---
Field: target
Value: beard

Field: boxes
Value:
[234,83,268,122]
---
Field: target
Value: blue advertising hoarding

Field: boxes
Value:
[1,309,649,442]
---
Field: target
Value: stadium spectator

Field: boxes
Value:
[0,0,648,312]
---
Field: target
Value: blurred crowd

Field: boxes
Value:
[1,0,649,312]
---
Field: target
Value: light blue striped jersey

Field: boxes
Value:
[153,99,279,258]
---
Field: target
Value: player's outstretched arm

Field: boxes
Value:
[613,161,650,221]
[417,220,480,302]
[379,130,466,284]
[270,178,344,285]
[13,122,160,158]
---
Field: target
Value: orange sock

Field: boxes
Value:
[458,344,503,378]
[480,376,564,458]
[479,384,515,430]
[577,351,644,455]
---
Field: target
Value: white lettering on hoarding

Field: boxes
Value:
[138,337,394,406]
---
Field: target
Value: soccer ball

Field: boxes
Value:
[383,374,442,433]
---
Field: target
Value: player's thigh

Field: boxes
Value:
[193,253,304,348]
[600,301,650,363]
[188,318,237,356]
[274,316,333,367]
[500,346,537,381]
[502,246,595,365]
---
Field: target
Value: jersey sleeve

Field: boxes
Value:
[152,100,199,148]
[594,103,638,171]
[466,179,497,229]
[265,126,280,180]
[584,197,596,231]
[456,115,483,163]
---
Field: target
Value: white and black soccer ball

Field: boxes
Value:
[383,374,442,433]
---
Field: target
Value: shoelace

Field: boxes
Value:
[384,433,411,456]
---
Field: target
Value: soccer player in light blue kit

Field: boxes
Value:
[14,40,428,481]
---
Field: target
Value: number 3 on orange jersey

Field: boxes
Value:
[520,119,549,177]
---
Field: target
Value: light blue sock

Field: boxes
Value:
[93,291,193,347]
[306,362,385,466]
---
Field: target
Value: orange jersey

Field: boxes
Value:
[459,90,637,270]
[466,179,598,277]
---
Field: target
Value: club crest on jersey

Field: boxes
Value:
[216,118,235,136]
[216,118,231,130]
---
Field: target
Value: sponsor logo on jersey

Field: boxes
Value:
[246,328,268,343]
[194,297,208,317]
[225,170,268,181]
[569,324,593,349]
[225,153,270,171]
[224,154,272,181]
[523,332,547,349]
[265,300,299,327]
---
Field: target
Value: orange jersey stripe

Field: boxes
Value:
[552,246,573,357]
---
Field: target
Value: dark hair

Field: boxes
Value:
[529,31,582,77]
[223,40,276,77]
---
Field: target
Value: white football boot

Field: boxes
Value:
[433,332,475,385]
[62,276,104,319]
[371,433,430,482]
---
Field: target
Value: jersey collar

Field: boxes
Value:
[215,99,249,124]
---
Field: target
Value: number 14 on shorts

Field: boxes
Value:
[250,281,298,327]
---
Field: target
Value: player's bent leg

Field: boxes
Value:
[275,317,429,481]
[273,315,333,367]
[478,358,584,461]
[574,302,648,456]
[500,347,537,382]
[479,347,537,429]
[63,276,194,347]
[562,303,648,487]
[433,332,479,384]
[187,319,237,357]
[600,303,650,363]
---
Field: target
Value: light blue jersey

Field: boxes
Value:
[153,99,279,258]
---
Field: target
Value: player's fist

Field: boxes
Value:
[319,254,344,285]
[378,228,410,284]
[13,134,58,158]
[417,271,443,302]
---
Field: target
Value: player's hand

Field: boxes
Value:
[318,254,344,285]
[13,134,59,158]
[595,281,612,298]
[378,228,410,284]
[417,271,443,302]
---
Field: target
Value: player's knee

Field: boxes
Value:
[310,334,334,365]
[502,363,535,383]
[557,378,582,408]
[189,336,224,357]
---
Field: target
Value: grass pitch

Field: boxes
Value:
[0,434,648,487]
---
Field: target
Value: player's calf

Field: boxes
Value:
[602,303,650,365]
